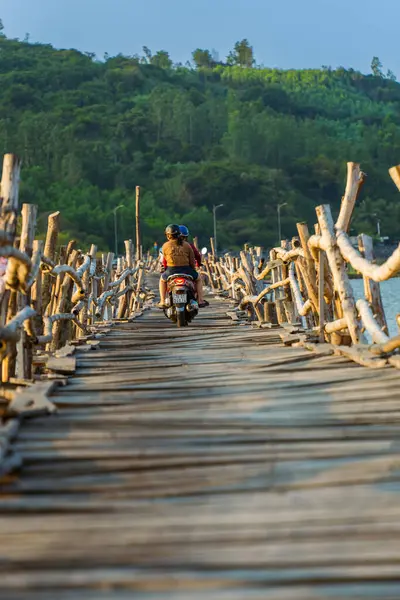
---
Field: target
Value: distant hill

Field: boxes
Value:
[1,34,400,250]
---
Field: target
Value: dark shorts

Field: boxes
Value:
[162,266,198,281]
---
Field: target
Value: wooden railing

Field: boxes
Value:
[195,163,400,368]
[0,154,153,425]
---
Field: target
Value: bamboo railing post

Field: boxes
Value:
[16,203,37,379]
[269,249,286,324]
[103,252,114,290]
[2,291,17,382]
[118,240,133,318]
[210,237,216,261]
[264,300,278,325]
[315,204,363,345]
[336,162,366,233]
[296,222,318,311]
[204,257,217,292]
[49,249,79,352]
[358,234,387,333]
[31,239,44,324]
[389,164,400,191]
[318,250,325,343]
[20,204,37,257]
[88,245,98,325]
[0,154,21,241]
[78,245,97,330]
[80,267,90,330]
[103,252,114,321]
[42,211,60,315]
[135,186,141,261]
[132,265,145,314]
[230,262,236,300]
[115,242,130,319]
[46,244,67,319]
[0,155,22,382]
[280,240,295,323]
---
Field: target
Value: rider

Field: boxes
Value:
[179,225,209,307]
[158,224,207,308]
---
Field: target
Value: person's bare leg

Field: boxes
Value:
[195,278,204,303]
[158,278,167,306]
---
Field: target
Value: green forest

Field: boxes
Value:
[0,27,400,252]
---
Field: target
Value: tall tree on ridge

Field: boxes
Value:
[371,56,383,77]
[192,48,214,68]
[227,39,254,67]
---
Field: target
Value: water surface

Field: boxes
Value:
[351,278,399,337]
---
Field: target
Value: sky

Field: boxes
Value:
[1,0,399,77]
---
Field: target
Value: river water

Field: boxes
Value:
[351,278,399,337]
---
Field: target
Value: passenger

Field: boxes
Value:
[158,224,207,308]
[179,225,202,267]
[179,225,209,307]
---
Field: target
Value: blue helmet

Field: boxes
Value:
[179,225,189,237]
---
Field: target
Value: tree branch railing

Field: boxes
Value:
[165,161,400,369]
[0,154,151,432]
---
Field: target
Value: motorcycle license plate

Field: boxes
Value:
[172,293,187,304]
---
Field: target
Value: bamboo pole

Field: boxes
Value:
[389,164,400,191]
[318,250,325,343]
[135,186,141,261]
[210,237,216,261]
[89,245,98,325]
[356,298,389,345]
[280,241,295,323]
[2,290,17,382]
[325,318,347,334]
[314,205,363,345]
[0,155,22,382]
[16,204,37,379]
[0,154,22,241]
[269,249,286,324]
[337,230,400,282]
[358,234,387,333]
[335,162,366,233]
[42,211,60,314]
[49,250,79,352]
[31,240,44,319]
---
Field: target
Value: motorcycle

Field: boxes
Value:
[163,273,199,327]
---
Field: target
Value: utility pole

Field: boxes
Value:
[213,204,224,255]
[277,202,287,243]
[135,186,141,260]
[113,204,124,257]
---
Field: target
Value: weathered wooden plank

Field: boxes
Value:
[3,298,400,600]
[6,381,59,417]
[47,356,77,375]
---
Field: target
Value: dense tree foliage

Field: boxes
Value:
[0,31,399,252]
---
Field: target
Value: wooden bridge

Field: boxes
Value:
[2,155,400,598]
[3,289,400,599]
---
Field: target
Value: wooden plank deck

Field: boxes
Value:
[3,294,400,599]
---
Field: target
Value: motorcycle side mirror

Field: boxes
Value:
[201,247,208,255]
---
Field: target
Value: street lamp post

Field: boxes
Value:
[113,204,124,257]
[373,213,381,239]
[277,202,287,244]
[213,204,224,255]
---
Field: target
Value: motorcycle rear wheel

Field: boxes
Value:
[176,310,186,328]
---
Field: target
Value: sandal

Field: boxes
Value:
[199,301,210,308]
